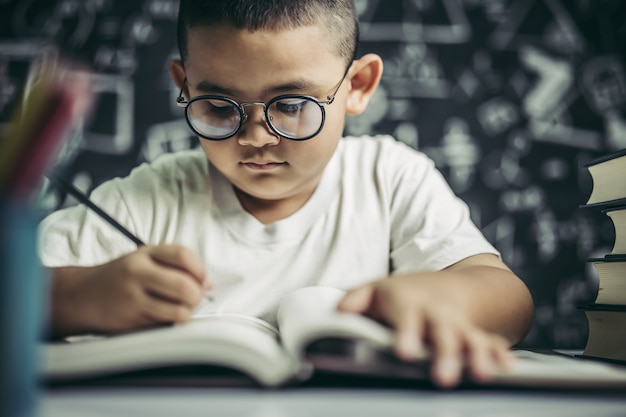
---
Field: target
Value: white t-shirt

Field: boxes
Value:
[38,135,498,324]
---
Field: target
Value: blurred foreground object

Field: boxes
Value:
[0,48,92,202]
[0,49,92,417]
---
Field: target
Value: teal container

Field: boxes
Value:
[0,201,47,417]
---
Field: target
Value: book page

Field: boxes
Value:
[191,312,280,338]
[276,286,396,358]
[42,315,301,387]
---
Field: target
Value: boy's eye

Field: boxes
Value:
[274,99,308,115]
[204,99,237,115]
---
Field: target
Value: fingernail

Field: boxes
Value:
[396,333,422,361]
[473,356,495,381]
[434,358,462,387]
[481,357,495,374]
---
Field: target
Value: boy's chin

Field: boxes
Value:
[234,184,294,202]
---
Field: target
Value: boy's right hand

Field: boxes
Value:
[50,244,211,337]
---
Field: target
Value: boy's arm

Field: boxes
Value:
[337,254,534,388]
[49,244,211,338]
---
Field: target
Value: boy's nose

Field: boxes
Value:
[236,105,280,147]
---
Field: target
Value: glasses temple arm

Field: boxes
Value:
[323,62,353,104]
[176,78,188,107]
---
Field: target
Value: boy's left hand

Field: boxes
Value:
[337,271,516,388]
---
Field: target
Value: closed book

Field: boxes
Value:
[579,304,626,364]
[604,206,626,256]
[588,256,626,305]
[583,148,626,207]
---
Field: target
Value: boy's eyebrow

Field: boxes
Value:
[195,80,236,96]
[194,79,323,97]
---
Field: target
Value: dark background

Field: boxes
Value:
[1,0,625,349]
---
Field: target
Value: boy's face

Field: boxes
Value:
[176,23,351,208]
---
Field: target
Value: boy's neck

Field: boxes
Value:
[233,184,317,225]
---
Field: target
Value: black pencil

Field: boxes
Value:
[48,174,145,247]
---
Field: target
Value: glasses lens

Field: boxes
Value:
[187,98,240,139]
[268,97,323,140]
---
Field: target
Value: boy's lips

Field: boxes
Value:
[241,160,287,170]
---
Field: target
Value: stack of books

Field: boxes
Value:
[580,149,626,364]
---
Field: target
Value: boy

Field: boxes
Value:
[39,0,534,388]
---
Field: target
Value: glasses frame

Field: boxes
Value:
[176,66,350,141]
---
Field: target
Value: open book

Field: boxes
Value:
[41,286,626,389]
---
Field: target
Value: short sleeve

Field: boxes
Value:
[37,149,210,268]
[37,179,139,267]
[386,141,499,272]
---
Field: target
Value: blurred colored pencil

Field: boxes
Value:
[0,67,92,201]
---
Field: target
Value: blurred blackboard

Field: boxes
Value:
[1,0,625,349]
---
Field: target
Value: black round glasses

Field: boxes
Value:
[176,71,348,141]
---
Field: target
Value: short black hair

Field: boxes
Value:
[177,0,359,66]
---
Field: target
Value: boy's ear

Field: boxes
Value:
[169,59,186,91]
[345,53,383,115]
